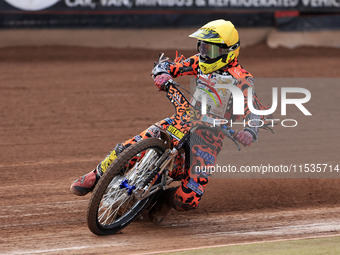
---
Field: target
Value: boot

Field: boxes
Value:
[70,169,101,196]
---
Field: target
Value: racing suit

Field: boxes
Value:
[97,54,262,211]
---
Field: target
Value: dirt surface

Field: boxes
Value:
[1,44,340,254]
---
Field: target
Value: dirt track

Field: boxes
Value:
[1,44,340,254]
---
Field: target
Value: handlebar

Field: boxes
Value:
[164,79,180,91]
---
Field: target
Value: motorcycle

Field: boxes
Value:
[86,55,240,236]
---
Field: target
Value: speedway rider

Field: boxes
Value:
[71,20,262,223]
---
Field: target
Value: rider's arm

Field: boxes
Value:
[152,55,199,78]
[229,65,260,141]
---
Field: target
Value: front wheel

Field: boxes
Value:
[87,138,167,235]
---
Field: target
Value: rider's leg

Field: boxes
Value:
[70,125,162,196]
[148,128,224,222]
[149,171,210,224]
[173,128,224,210]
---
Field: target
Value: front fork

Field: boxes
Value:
[133,148,177,200]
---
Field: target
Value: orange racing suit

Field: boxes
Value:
[98,54,263,211]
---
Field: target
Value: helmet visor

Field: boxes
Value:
[198,41,229,60]
[189,28,223,44]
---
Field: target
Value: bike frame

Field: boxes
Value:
[132,82,239,201]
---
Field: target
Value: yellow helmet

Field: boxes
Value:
[189,19,240,74]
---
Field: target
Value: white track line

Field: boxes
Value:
[2,243,124,255]
[2,246,90,255]
[135,233,340,255]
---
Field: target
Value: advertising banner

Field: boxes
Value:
[0,0,339,28]
[1,0,340,11]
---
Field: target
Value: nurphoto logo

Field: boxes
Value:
[200,85,312,128]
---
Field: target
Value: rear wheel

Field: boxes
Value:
[87,138,167,235]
